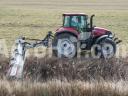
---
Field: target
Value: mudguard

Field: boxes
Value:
[95,35,113,44]
[55,31,78,38]
[55,27,79,38]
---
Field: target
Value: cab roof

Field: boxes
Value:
[63,13,87,16]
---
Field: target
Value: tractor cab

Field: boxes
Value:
[62,13,95,40]
[63,13,94,33]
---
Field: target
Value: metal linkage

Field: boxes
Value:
[7,31,54,79]
[111,33,122,44]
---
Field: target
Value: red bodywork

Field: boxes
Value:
[56,27,79,36]
[92,27,109,37]
[56,27,109,38]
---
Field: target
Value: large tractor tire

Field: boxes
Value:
[92,38,116,58]
[52,33,78,58]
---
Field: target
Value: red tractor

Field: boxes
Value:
[7,13,122,79]
[52,13,121,58]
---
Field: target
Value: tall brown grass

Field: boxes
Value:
[0,79,128,96]
[24,56,128,81]
[0,55,128,96]
[0,55,128,81]
[0,55,9,79]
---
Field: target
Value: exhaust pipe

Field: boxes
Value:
[90,14,95,30]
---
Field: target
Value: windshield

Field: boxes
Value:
[63,16,87,32]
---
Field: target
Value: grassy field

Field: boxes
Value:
[0,0,128,52]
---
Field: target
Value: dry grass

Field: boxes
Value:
[0,79,128,96]
[0,56,128,96]
[1,55,128,81]
[0,55,9,79]
[24,56,128,81]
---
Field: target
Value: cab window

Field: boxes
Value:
[63,16,70,27]
[63,15,87,32]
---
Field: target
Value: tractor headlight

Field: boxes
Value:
[106,31,113,38]
[108,34,113,38]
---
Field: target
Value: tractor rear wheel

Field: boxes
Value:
[52,33,77,58]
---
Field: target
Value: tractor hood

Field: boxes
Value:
[92,27,110,37]
[56,27,79,36]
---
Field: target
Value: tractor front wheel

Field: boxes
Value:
[92,38,116,58]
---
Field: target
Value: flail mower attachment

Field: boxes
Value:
[7,32,54,79]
